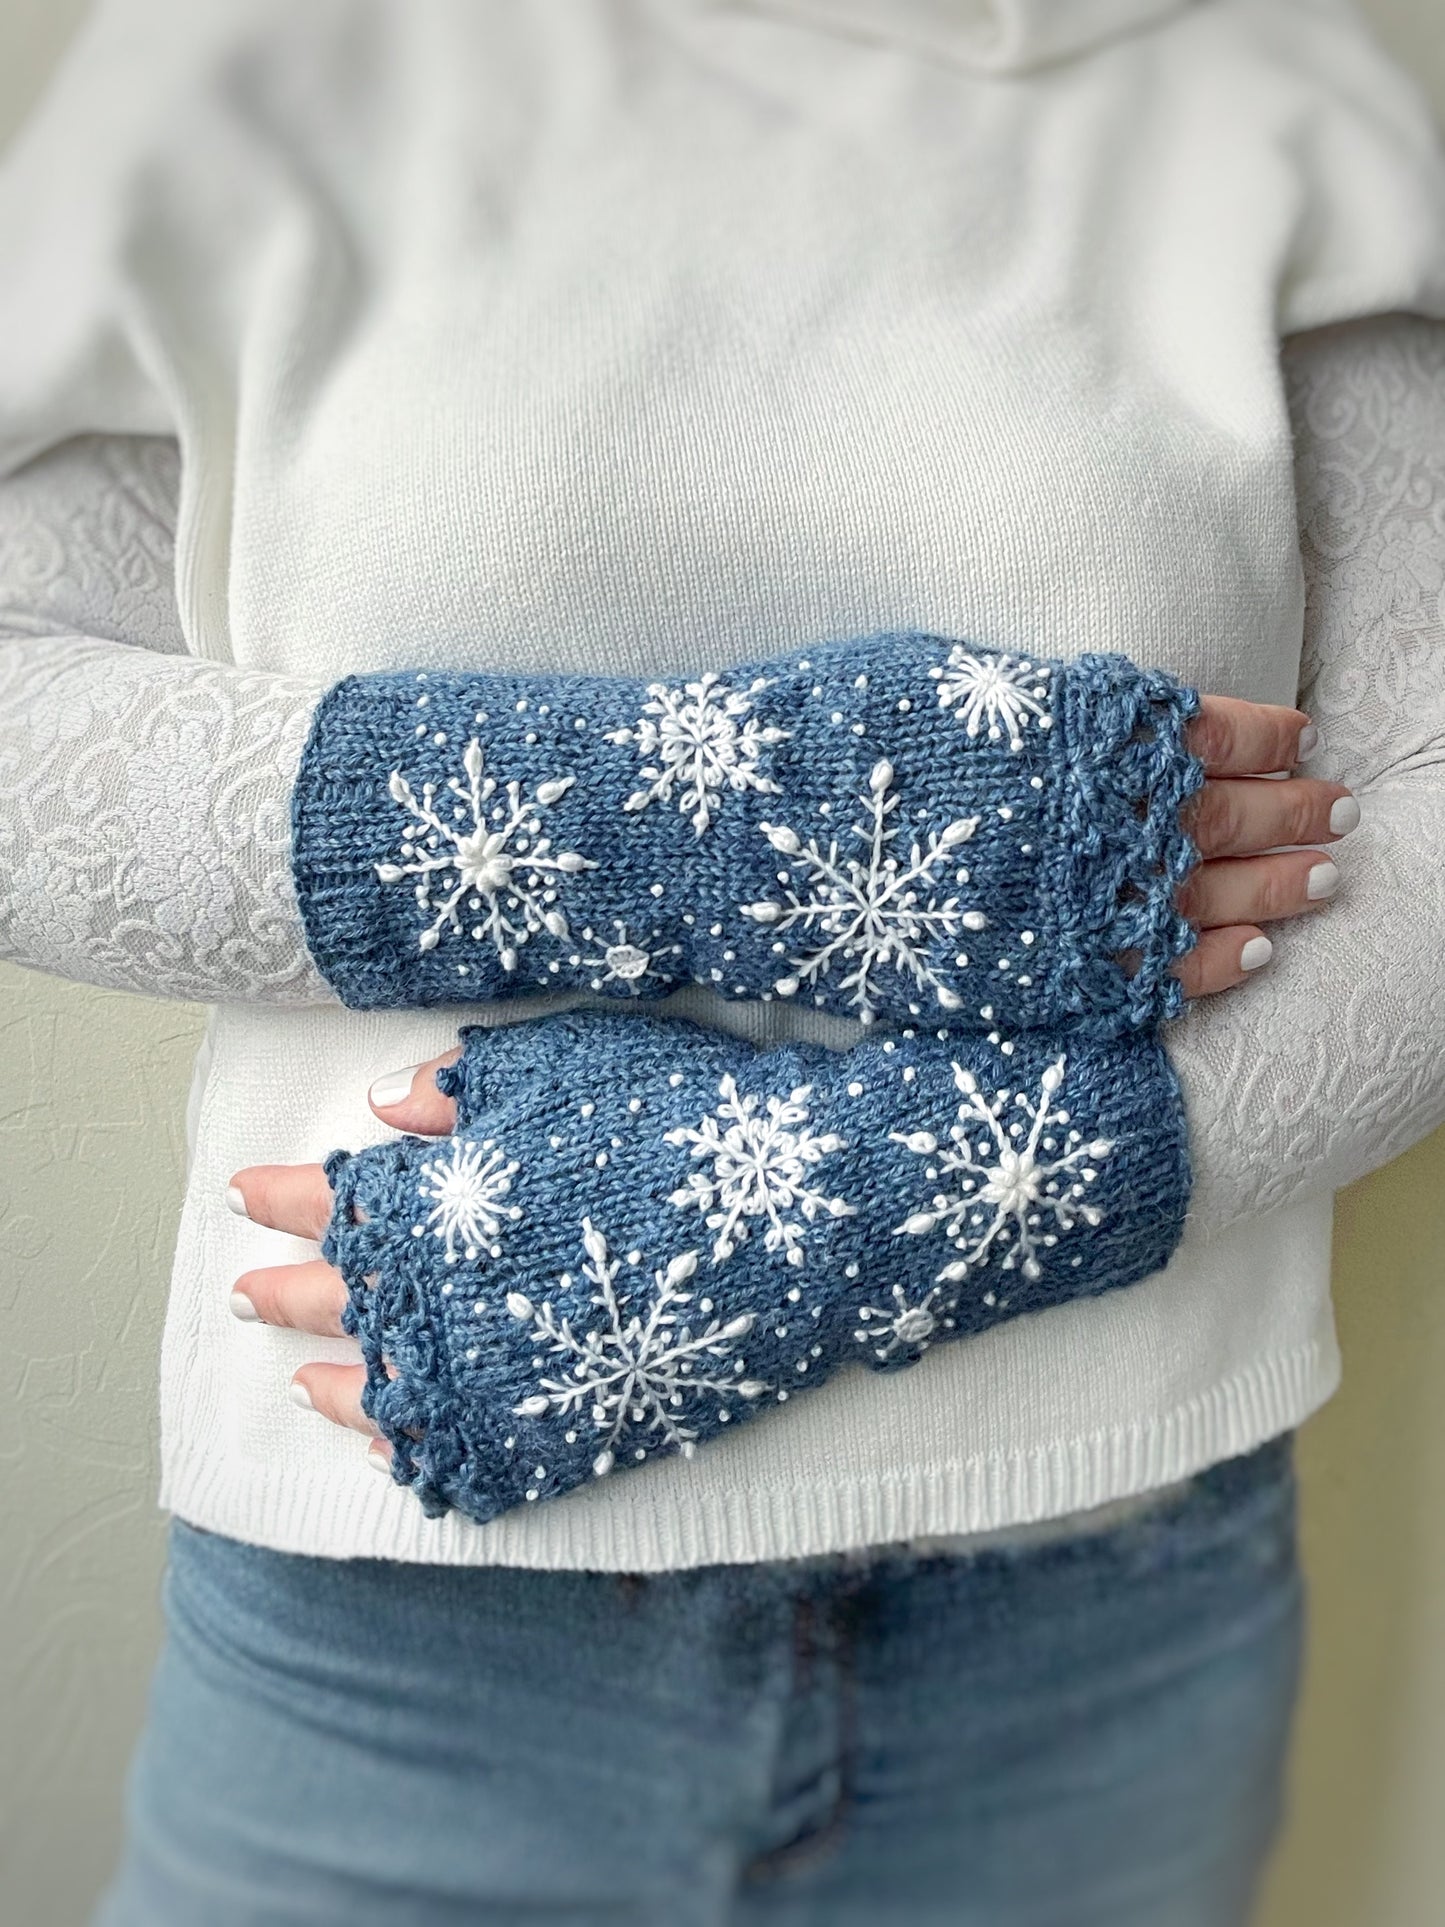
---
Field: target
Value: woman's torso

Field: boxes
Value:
[13,0,1434,1563]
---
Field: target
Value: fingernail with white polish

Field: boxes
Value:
[1306,860,1341,901]
[369,1064,421,1110]
[1329,796,1361,836]
[367,1440,392,1473]
[289,1380,315,1412]
[1297,722,1320,760]
[1241,936,1274,972]
[225,1183,249,1218]
[229,1290,260,1323]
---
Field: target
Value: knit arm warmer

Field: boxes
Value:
[293,635,1203,1038]
[322,1009,1190,1525]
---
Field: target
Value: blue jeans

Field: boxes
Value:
[98,1440,1301,1927]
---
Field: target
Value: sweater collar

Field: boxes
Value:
[716,0,1194,71]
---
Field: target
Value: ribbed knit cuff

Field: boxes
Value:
[293,634,1203,1036]
[322,1009,1190,1527]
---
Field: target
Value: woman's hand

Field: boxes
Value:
[228,1057,463,1464]
[226,688,1358,1441]
[1171,694,1353,997]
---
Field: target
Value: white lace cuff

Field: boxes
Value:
[0,630,328,1004]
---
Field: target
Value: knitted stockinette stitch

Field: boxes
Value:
[293,635,1203,1036]
[322,1010,1190,1526]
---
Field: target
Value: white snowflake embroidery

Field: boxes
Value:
[855,1281,953,1362]
[664,1076,855,1267]
[376,739,594,966]
[929,648,1053,751]
[567,921,670,996]
[892,1057,1113,1285]
[740,758,984,1022]
[508,1221,768,1478]
[415,1138,523,1266]
[606,673,789,836]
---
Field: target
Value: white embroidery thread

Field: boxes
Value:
[568,920,670,995]
[930,649,1053,751]
[855,1281,953,1362]
[740,758,983,1022]
[377,738,594,965]
[508,1221,768,1477]
[893,1057,1113,1284]
[415,1138,523,1266]
[665,1075,855,1266]
[606,673,788,836]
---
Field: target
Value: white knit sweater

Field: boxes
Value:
[1,0,1443,1568]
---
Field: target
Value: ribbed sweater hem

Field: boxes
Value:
[159,1336,1337,1572]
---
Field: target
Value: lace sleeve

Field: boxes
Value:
[1172,313,1445,1231]
[0,434,186,652]
[0,436,331,1004]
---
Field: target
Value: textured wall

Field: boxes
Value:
[0,4,1442,1924]
[0,966,197,1923]
[1262,1137,1445,1927]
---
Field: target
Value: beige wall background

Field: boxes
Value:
[0,2,1442,1922]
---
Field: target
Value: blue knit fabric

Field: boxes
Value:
[322,1010,1190,1526]
[293,636,1203,1036]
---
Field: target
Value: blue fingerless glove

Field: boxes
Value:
[293,634,1203,1036]
[322,1011,1190,1526]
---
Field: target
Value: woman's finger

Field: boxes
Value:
[1186,695,1314,776]
[290,1361,375,1435]
[1188,777,1359,859]
[1177,851,1339,930]
[368,1049,461,1135]
[227,1162,334,1239]
[232,1259,349,1337]
[1173,925,1274,999]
